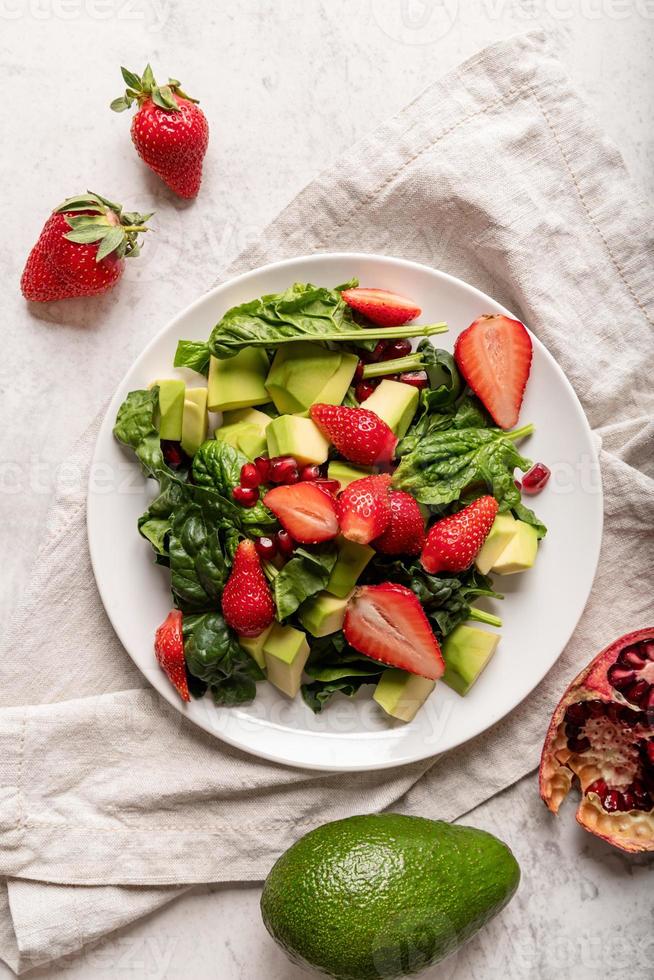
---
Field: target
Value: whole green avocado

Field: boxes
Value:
[260,813,520,980]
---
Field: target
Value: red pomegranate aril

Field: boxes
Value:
[620,792,636,812]
[371,340,389,362]
[255,535,277,561]
[313,478,340,496]
[586,778,607,801]
[564,701,589,725]
[621,645,647,668]
[233,485,259,507]
[586,699,606,718]
[521,462,551,495]
[354,360,365,383]
[275,529,294,557]
[270,456,299,484]
[607,665,634,690]
[514,479,522,490]
[254,456,271,483]
[161,440,187,470]
[300,464,321,481]
[623,679,650,708]
[603,790,622,813]
[381,339,412,360]
[355,381,378,403]
[568,735,591,753]
[240,462,261,488]
[399,370,429,390]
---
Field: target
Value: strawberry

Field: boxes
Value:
[337,473,392,545]
[373,490,425,556]
[341,287,421,327]
[420,496,499,575]
[20,192,150,302]
[454,314,533,429]
[310,404,397,466]
[154,609,190,701]
[221,540,275,637]
[263,483,339,544]
[344,584,444,680]
[111,65,209,199]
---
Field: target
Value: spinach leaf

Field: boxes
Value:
[417,342,462,410]
[183,612,263,705]
[192,440,277,535]
[173,339,211,376]
[274,545,338,620]
[168,502,229,610]
[301,632,386,713]
[302,675,380,713]
[137,477,187,557]
[113,388,166,476]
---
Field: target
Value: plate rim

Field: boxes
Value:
[87,251,603,771]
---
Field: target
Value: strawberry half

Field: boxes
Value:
[421,496,499,575]
[344,584,444,680]
[373,490,425,556]
[341,287,421,327]
[337,473,392,545]
[263,483,339,544]
[154,609,190,701]
[310,404,397,467]
[454,314,533,429]
[221,540,275,637]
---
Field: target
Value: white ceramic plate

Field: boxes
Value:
[88,253,602,771]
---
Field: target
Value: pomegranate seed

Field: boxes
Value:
[161,440,187,470]
[254,456,271,483]
[564,701,589,725]
[313,478,340,496]
[521,462,551,495]
[354,360,365,383]
[371,340,389,362]
[620,645,646,668]
[399,370,429,390]
[514,479,522,490]
[270,456,299,484]
[381,339,412,360]
[275,529,294,557]
[233,485,259,507]
[586,700,606,718]
[355,381,378,403]
[568,736,591,754]
[586,778,607,801]
[255,535,277,561]
[300,464,321,481]
[607,665,635,690]
[603,789,622,812]
[620,792,636,811]
[240,463,261,488]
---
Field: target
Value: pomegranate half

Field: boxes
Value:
[539,627,654,853]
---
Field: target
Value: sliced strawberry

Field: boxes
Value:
[263,482,339,544]
[154,609,190,701]
[344,584,444,680]
[454,314,533,429]
[341,287,421,327]
[310,404,397,467]
[373,490,425,556]
[421,496,499,575]
[337,473,392,544]
[221,540,275,637]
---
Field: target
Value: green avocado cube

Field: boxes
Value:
[360,379,419,439]
[491,520,539,575]
[215,407,272,459]
[266,415,330,466]
[298,591,352,638]
[327,461,371,491]
[180,387,208,457]
[373,669,436,722]
[239,624,273,671]
[207,348,270,412]
[154,379,185,440]
[326,537,374,599]
[263,623,310,698]
[475,513,518,575]
[442,625,500,696]
[265,342,358,415]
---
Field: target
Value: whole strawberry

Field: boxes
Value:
[310,404,397,467]
[222,539,275,637]
[421,496,499,575]
[154,609,190,701]
[111,65,209,199]
[21,191,150,302]
[373,490,425,556]
[337,473,392,545]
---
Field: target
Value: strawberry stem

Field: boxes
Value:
[362,354,425,378]
[469,608,502,628]
[506,424,534,441]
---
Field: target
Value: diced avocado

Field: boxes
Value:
[239,624,273,671]
[327,461,370,491]
[263,623,310,698]
[360,379,418,439]
[207,347,270,412]
[374,669,436,722]
[298,591,352,638]
[491,520,538,574]
[265,342,358,415]
[180,387,208,457]
[216,407,272,459]
[442,625,500,696]
[475,513,518,575]
[266,415,330,466]
[154,379,185,440]
[326,537,374,598]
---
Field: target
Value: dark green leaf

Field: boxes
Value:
[417,343,462,409]
[184,611,263,705]
[173,339,211,376]
[192,440,277,535]
[168,503,229,609]
[274,544,338,619]
[300,632,386,712]
[113,388,166,477]
[120,66,142,89]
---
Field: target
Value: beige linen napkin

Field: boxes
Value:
[1,31,653,974]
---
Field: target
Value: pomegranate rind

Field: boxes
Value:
[539,627,654,854]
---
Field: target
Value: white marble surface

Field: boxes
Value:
[1,1,652,977]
